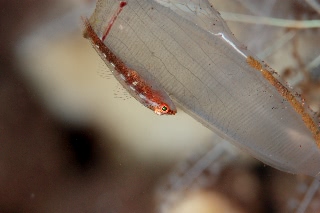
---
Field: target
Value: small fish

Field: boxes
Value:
[82,9,176,115]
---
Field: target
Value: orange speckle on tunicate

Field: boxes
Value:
[247,56,320,147]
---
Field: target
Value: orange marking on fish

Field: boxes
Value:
[83,15,176,115]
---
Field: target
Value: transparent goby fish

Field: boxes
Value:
[87,0,320,178]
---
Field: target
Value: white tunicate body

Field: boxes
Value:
[89,0,320,178]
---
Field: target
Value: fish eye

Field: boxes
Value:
[154,104,172,115]
[161,105,169,113]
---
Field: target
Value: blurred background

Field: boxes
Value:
[0,0,320,212]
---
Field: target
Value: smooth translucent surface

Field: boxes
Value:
[87,0,320,178]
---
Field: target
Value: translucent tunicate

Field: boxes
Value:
[86,0,320,178]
